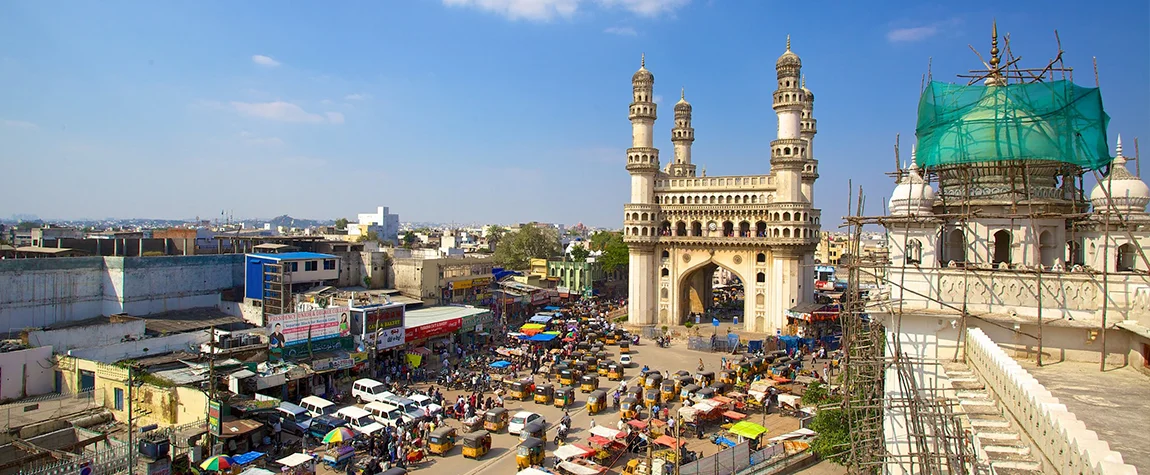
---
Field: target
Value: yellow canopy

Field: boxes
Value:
[729,421,768,439]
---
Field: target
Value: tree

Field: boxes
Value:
[589,231,629,273]
[363,275,372,289]
[335,218,349,229]
[492,225,562,269]
[570,244,590,262]
[402,232,417,249]
[801,380,851,465]
[486,225,507,249]
[358,230,380,243]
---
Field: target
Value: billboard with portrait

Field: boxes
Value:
[266,307,351,350]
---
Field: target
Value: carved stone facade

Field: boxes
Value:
[623,43,820,333]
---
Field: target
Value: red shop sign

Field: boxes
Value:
[405,318,462,342]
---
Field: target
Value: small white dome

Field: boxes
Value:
[889,148,936,216]
[1090,137,1149,215]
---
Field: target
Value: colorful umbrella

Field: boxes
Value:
[322,426,357,444]
[200,455,236,471]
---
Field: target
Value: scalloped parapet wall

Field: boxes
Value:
[965,328,1139,474]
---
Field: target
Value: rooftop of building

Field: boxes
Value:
[246,252,337,261]
[1021,360,1150,470]
[141,307,246,336]
[405,305,490,325]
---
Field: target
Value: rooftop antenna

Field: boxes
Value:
[894,133,902,182]
[1135,137,1141,178]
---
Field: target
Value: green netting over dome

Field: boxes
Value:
[915,80,1111,170]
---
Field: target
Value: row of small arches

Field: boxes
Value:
[627,153,655,164]
[776,145,806,157]
[656,194,765,205]
[660,250,769,262]
[630,104,655,116]
[628,211,820,226]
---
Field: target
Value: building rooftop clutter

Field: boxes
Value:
[142,307,246,336]
[246,252,336,261]
[404,305,489,326]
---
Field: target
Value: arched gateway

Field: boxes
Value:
[622,41,822,333]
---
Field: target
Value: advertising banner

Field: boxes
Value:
[531,291,549,305]
[449,279,473,290]
[208,400,221,436]
[267,307,350,350]
[405,318,462,342]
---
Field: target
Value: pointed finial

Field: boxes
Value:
[1117,134,1124,157]
[786,35,791,51]
[910,144,918,168]
[989,20,1000,68]
[681,87,685,100]
[641,53,645,68]
[801,75,806,89]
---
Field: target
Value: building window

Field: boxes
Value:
[1117,243,1137,272]
[114,387,124,411]
[324,259,336,270]
[305,261,318,271]
[756,272,765,283]
[907,239,923,265]
[992,230,1012,264]
[289,262,299,272]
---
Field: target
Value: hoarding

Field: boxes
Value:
[208,400,221,436]
[405,318,462,342]
[353,304,405,350]
[266,307,350,350]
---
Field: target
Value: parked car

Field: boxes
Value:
[509,411,544,436]
[276,402,312,436]
[620,354,634,367]
[366,401,415,428]
[308,414,347,439]
[352,379,391,404]
[409,394,443,417]
[336,406,385,436]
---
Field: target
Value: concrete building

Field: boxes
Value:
[391,256,494,305]
[623,42,821,333]
[350,206,400,244]
[0,344,54,400]
[243,252,340,315]
[547,258,624,298]
[29,227,84,247]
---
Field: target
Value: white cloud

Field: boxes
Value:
[653,94,663,104]
[886,19,961,43]
[604,26,637,36]
[320,99,335,106]
[229,101,343,124]
[344,93,371,101]
[251,55,282,67]
[441,0,687,21]
[238,131,284,147]
[2,119,37,129]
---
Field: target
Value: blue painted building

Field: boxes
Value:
[244,252,340,314]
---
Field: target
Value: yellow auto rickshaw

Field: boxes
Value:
[587,389,607,415]
[534,384,554,405]
[461,430,491,459]
[559,369,577,386]
[428,427,457,456]
[555,386,575,408]
[484,407,508,432]
[608,362,624,381]
[620,397,639,420]
[516,437,545,469]
[604,332,618,345]
[643,371,663,390]
[644,388,662,408]
[674,375,692,394]
[519,421,547,443]
[580,374,600,393]
[619,341,631,354]
[695,371,715,387]
[660,380,677,402]
[719,370,736,386]
[510,381,530,400]
[597,360,610,377]
[680,384,701,402]
[574,360,590,375]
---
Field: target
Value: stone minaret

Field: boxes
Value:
[800,75,819,203]
[667,88,696,177]
[624,54,660,326]
[771,35,807,204]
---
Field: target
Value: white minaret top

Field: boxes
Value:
[626,53,659,204]
[668,87,696,177]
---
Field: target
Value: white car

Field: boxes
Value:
[409,394,443,417]
[620,354,634,367]
[509,411,545,436]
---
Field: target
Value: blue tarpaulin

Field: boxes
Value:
[527,333,558,342]
[232,452,266,465]
[543,306,561,311]
[528,315,553,324]
[747,340,764,353]
[489,360,511,368]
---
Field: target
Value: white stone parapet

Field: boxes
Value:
[965,327,1138,474]
[655,175,774,191]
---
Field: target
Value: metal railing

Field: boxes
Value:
[1,389,103,431]
[17,441,131,475]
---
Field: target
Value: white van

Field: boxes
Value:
[352,379,390,404]
[381,394,424,420]
[336,406,385,436]
[299,396,337,418]
[409,394,442,417]
[276,402,312,436]
[365,401,414,428]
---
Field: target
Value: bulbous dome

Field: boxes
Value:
[633,53,653,84]
[1090,137,1149,215]
[776,36,801,69]
[675,88,691,112]
[889,151,936,216]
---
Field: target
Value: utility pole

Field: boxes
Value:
[127,366,135,475]
[208,326,217,456]
[674,412,682,475]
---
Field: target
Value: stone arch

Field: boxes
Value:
[756,252,766,263]
[734,195,741,204]
[756,272,765,283]
[783,228,791,238]
[675,256,748,325]
[755,221,766,237]
[675,221,687,236]
[661,267,669,277]
[641,227,648,236]
[661,250,670,259]
[722,221,734,237]
[773,228,780,237]
[739,221,750,237]
[993,230,1012,264]
[1117,243,1137,272]
[631,226,639,236]
[755,293,765,306]
[943,228,966,263]
[907,238,923,264]
[1039,230,1056,268]
[641,212,649,221]
[783,212,791,221]
[660,288,669,299]
[691,221,702,236]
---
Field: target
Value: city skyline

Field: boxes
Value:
[1,1,1147,228]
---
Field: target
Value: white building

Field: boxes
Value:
[351,206,400,244]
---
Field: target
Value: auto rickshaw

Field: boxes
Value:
[675,375,693,394]
[574,360,590,375]
[719,370,736,386]
[576,342,591,352]
[587,389,607,415]
[580,374,600,393]
[644,372,663,390]
[619,341,631,354]
[519,421,547,443]
[582,355,598,367]
[709,382,730,396]
[461,430,491,459]
[751,356,767,373]
[559,369,577,386]
[620,397,639,420]
[644,388,661,407]
[660,380,677,402]
[681,383,701,402]
[695,371,715,387]
[604,332,618,345]
[484,407,508,432]
[516,437,545,469]
[555,386,575,408]
[428,427,457,456]
[553,363,570,378]
[534,384,554,405]
[694,387,717,403]
[675,370,692,379]
[510,381,531,400]
[597,360,610,377]
[607,363,624,381]
[627,385,643,401]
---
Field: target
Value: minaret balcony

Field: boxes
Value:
[626,147,660,172]
[629,103,657,120]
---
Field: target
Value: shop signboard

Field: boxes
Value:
[312,356,355,372]
[460,310,494,332]
[405,318,462,342]
[449,279,473,290]
[815,280,836,291]
[208,400,221,436]
[267,307,350,350]
[530,291,549,305]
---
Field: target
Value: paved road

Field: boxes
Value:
[423,339,738,475]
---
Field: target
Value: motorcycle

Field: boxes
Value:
[554,424,568,446]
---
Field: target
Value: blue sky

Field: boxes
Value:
[1,0,1147,228]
